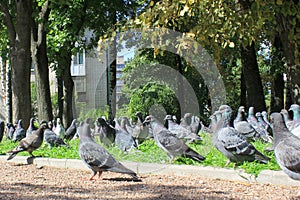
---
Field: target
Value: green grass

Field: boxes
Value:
[0,132,281,177]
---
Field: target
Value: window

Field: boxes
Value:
[71,51,85,76]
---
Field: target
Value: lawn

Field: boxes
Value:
[0,132,280,177]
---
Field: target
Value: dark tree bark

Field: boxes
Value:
[62,55,74,128]
[57,74,64,121]
[241,42,266,112]
[276,0,300,106]
[175,54,184,119]
[240,71,247,107]
[31,0,53,121]
[270,35,284,112]
[0,1,33,127]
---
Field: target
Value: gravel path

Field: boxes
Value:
[0,160,299,200]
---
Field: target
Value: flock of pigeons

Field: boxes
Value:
[2,104,300,182]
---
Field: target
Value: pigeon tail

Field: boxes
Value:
[7,151,21,160]
[254,151,270,164]
[184,149,206,162]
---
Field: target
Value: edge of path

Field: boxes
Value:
[0,155,298,186]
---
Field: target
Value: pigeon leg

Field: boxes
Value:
[224,160,231,167]
[97,171,103,180]
[87,171,97,181]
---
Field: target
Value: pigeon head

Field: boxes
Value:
[289,104,300,112]
[238,106,245,113]
[270,112,287,129]
[255,112,262,118]
[164,115,172,121]
[97,117,107,126]
[39,123,49,130]
[248,107,254,115]
[143,115,155,125]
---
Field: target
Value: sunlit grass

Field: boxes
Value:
[0,132,280,177]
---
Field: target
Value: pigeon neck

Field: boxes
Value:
[272,120,289,144]
[293,110,300,120]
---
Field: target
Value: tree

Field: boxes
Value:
[0,1,32,127]
[31,0,53,121]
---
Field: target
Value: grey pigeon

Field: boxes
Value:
[270,112,300,181]
[78,120,138,180]
[97,117,116,146]
[54,118,65,139]
[124,112,151,146]
[44,128,68,148]
[207,112,218,133]
[91,119,102,137]
[64,119,77,141]
[280,109,293,131]
[6,123,15,140]
[180,113,192,131]
[0,121,4,142]
[12,119,26,142]
[213,105,270,165]
[234,106,269,142]
[289,104,300,131]
[7,123,48,160]
[164,115,201,143]
[114,118,137,152]
[143,115,205,162]
[26,118,38,137]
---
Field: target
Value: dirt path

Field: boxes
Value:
[0,161,299,199]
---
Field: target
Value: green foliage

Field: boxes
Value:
[128,82,180,120]
[77,106,109,122]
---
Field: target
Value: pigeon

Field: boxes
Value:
[280,109,294,131]
[7,123,48,160]
[289,104,300,131]
[54,118,65,139]
[0,121,4,142]
[114,118,137,152]
[255,112,273,143]
[78,120,139,180]
[64,119,77,141]
[213,105,270,165]
[180,113,192,131]
[270,112,300,181]
[122,112,151,146]
[97,117,116,146]
[143,115,205,162]
[234,106,269,142]
[207,112,218,133]
[6,122,15,140]
[12,119,26,142]
[92,119,102,137]
[164,115,201,143]
[73,121,84,139]
[44,128,69,148]
[26,118,38,137]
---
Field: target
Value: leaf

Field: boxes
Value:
[229,42,235,48]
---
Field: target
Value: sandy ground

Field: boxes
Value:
[0,160,299,200]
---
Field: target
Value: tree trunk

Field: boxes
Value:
[240,71,247,107]
[61,55,74,128]
[175,54,184,119]
[241,42,266,112]
[56,74,64,120]
[270,35,284,112]
[6,62,12,123]
[31,0,53,122]
[10,1,33,127]
[276,1,300,106]
[0,56,7,121]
